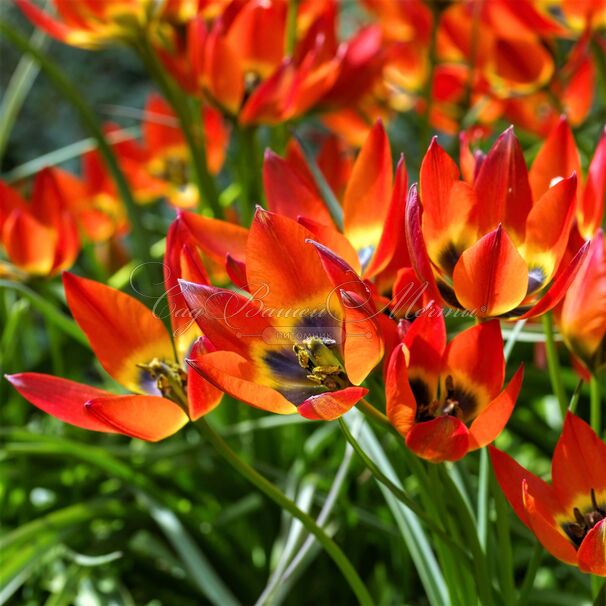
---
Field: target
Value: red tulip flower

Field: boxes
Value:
[6,272,221,441]
[490,413,606,576]
[179,208,383,421]
[408,127,588,319]
[386,307,524,463]
[0,169,79,277]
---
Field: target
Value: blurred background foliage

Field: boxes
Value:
[1,1,606,605]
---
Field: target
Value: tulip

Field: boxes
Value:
[179,208,383,421]
[559,232,606,375]
[407,127,588,319]
[490,412,606,576]
[6,270,221,441]
[0,169,79,277]
[16,0,196,49]
[386,306,523,462]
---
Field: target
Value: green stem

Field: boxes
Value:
[357,398,390,428]
[419,1,439,149]
[285,0,299,55]
[477,447,490,550]
[0,280,88,347]
[590,374,602,436]
[438,465,495,606]
[541,312,567,421]
[492,467,515,606]
[137,39,222,218]
[0,27,46,164]
[338,418,467,556]
[0,22,155,292]
[196,418,374,606]
[569,378,584,414]
[516,541,543,606]
[234,124,261,226]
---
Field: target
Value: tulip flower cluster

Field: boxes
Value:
[2,1,606,604]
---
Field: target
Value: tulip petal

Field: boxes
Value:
[468,365,524,450]
[263,149,333,225]
[343,121,392,267]
[579,128,606,239]
[474,128,533,243]
[340,290,383,385]
[444,320,505,410]
[63,273,174,394]
[452,225,528,317]
[523,484,578,566]
[365,156,410,279]
[523,174,577,286]
[489,446,559,528]
[178,280,272,357]
[552,412,606,512]
[402,306,445,398]
[5,373,116,433]
[246,209,332,308]
[15,0,72,42]
[298,217,361,273]
[187,350,296,414]
[529,117,581,201]
[179,210,248,276]
[186,339,223,420]
[406,416,469,463]
[386,345,417,436]
[516,239,590,320]
[86,395,188,442]
[2,209,56,275]
[577,518,606,576]
[405,416,470,463]
[297,386,368,421]
[405,184,442,302]
[560,232,606,365]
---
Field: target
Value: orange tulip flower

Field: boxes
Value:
[179,208,383,421]
[113,94,229,209]
[386,306,524,463]
[16,0,197,49]
[157,0,382,125]
[490,413,606,576]
[6,270,222,442]
[0,169,79,277]
[559,232,606,376]
[407,127,589,319]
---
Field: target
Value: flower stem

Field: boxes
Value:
[541,312,567,421]
[338,418,467,555]
[234,124,261,226]
[590,374,602,436]
[195,417,374,606]
[357,398,390,428]
[0,22,155,292]
[516,541,543,606]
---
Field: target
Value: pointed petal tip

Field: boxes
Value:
[263,147,278,161]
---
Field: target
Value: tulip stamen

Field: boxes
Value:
[294,337,349,392]
[137,358,188,408]
[414,375,465,422]
[564,489,606,548]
